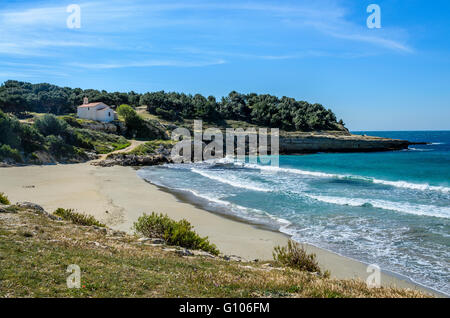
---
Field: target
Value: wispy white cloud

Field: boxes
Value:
[0,0,413,68]
[0,72,37,78]
[174,47,331,60]
[0,5,66,26]
[328,31,412,53]
[69,58,226,69]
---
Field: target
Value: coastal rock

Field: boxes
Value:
[184,129,418,156]
[106,229,126,237]
[17,202,46,213]
[222,255,245,262]
[162,247,195,256]
[13,202,62,220]
[191,250,216,258]
[79,121,123,134]
[279,133,411,154]
[93,226,107,234]
[94,153,170,167]
[138,237,166,244]
[175,248,194,257]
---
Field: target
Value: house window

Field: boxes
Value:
[108,112,111,117]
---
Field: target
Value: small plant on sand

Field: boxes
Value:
[273,240,326,275]
[0,192,10,205]
[133,212,219,255]
[54,208,105,227]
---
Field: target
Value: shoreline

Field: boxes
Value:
[0,163,444,297]
[143,175,446,298]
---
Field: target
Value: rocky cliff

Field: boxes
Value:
[279,133,417,154]
[216,130,420,154]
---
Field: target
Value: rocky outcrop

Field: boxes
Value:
[79,121,125,134]
[279,133,416,154]
[209,130,419,155]
[93,153,170,167]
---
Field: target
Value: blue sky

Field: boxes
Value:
[0,0,449,130]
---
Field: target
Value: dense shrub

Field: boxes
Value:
[155,107,178,120]
[46,135,72,157]
[75,128,129,153]
[0,110,42,162]
[117,104,166,139]
[61,115,82,128]
[1,81,345,132]
[133,212,219,255]
[0,109,22,149]
[273,240,325,275]
[0,144,22,162]
[54,208,105,227]
[0,80,138,114]
[129,140,174,156]
[18,124,44,153]
[0,109,133,164]
[0,192,10,205]
[63,129,95,150]
[34,114,68,136]
[142,90,342,131]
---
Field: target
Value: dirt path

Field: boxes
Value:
[96,140,146,161]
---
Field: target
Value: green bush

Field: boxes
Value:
[273,240,323,274]
[34,114,68,136]
[53,208,105,227]
[0,192,10,205]
[155,107,177,120]
[129,140,174,156]
[117,104,165,139]
[63,128,94,150]
[133,212,219,255]
[75,128,129,153]
[0,144,22,162]
[46,135,71,157]
[18,124,44,153]
[60,115,82,128]
[0,110,22,149]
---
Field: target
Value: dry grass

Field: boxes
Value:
[0,207,431,298]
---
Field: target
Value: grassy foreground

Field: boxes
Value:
[0,205,429,298]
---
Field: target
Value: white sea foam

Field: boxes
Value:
[371,178,450,193]
[305,194,450,219]
[191,168,271,192]
[219,161,450,194]
[407,147,433,152]
[136,165,450,295]
[180,188,292,231]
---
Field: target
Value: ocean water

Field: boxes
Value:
[137,131,450,295]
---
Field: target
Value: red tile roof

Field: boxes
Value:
[78,102,104,108]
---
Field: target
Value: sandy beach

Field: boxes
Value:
[0,163,439,295]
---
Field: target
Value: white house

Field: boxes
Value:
[77,97,117,123]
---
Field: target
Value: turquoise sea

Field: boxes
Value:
[137,131,450,295]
